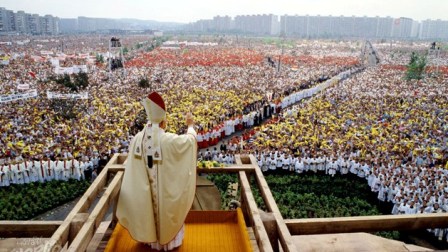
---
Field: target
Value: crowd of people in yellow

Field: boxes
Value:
[0,36,359,186]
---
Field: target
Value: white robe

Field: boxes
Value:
[34,160,46,183]
[71,160,81,180]
[21,161,31,183]
[295,160,304,174]
[46,160,55,181]
[54,161,65,181]
[29,161,39,182]
[12,164,23,184]
[0,166,10,186]
[117,126,197,246]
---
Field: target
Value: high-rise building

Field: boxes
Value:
[6,9,16,32]
[42,15,58,35]
[376,16,393,38]
[29,14,42,34]
[233,14,279,35]
[0,7,9,32]
[15,10,29,33]
[0,7,59,35]
[277,15,423,39]
[186,14,448,40]
[280,15,308,37]
[353,16,377,38]
[420,19,448,39]
[59,18,78,33]
[213,15,232,32]
[78,16,97,32]
[0,8,16,32]
[410,20,420,38]
[392,17,413,38]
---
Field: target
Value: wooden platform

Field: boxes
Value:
[291,233,432,252]
[104,209,252,252]
[3,154,447,252]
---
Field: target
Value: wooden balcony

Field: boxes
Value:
[0,154,446,251]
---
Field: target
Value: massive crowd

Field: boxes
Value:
[241,63,448,240]
[1,36,447,239]
[0,35,359,186]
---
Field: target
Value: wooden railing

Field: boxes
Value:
[285,213,448,235]
[1,153,447,252]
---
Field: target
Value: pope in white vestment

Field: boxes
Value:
[117,92,197,251]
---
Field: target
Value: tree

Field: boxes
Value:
[74,72,89,91]
[96,54,105,63]
[406,52,427,80]
[55,73,71,86]
[122,47,129,55]
[138,77,150,89]
[54,72,89,92]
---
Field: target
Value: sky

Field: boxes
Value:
[2,0,447,23]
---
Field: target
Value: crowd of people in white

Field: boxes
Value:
[0,155,101,186]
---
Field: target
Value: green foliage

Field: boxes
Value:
[122,47,129,55]
[207,174,238,209]
[135,43,143,50]
[138,77,150,89]
[74,72,89,90]
[146,45,155,52]
[54,72,89,92]
[406,52,427,80]
[95,54,105,63]
[210,173,401,240]
[375,231,401,240]
[0,180,90,220]
[247,174,381,218]
[55,73,71,86]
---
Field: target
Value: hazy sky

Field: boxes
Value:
[2,0,447,23]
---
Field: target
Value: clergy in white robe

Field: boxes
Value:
[45,159,55,181]
[12,162,23,184]
[21,160,31,183]
[62,159,71,181]
[0,166,10,187]
[295,158,304,174]
[54,159,65,181]
[117,92,197,251]
[28,161,39,182]
[34,160,46,183]
[71,159,81,180]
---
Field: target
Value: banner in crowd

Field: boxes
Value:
[54,65,88,75]
[1,60,9,65]
[17,84,31,90]
[0,89,38,103]
[49,58,60,67]
[16,40,30,45]
[47,91,89,100]
[40,50,54,56]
